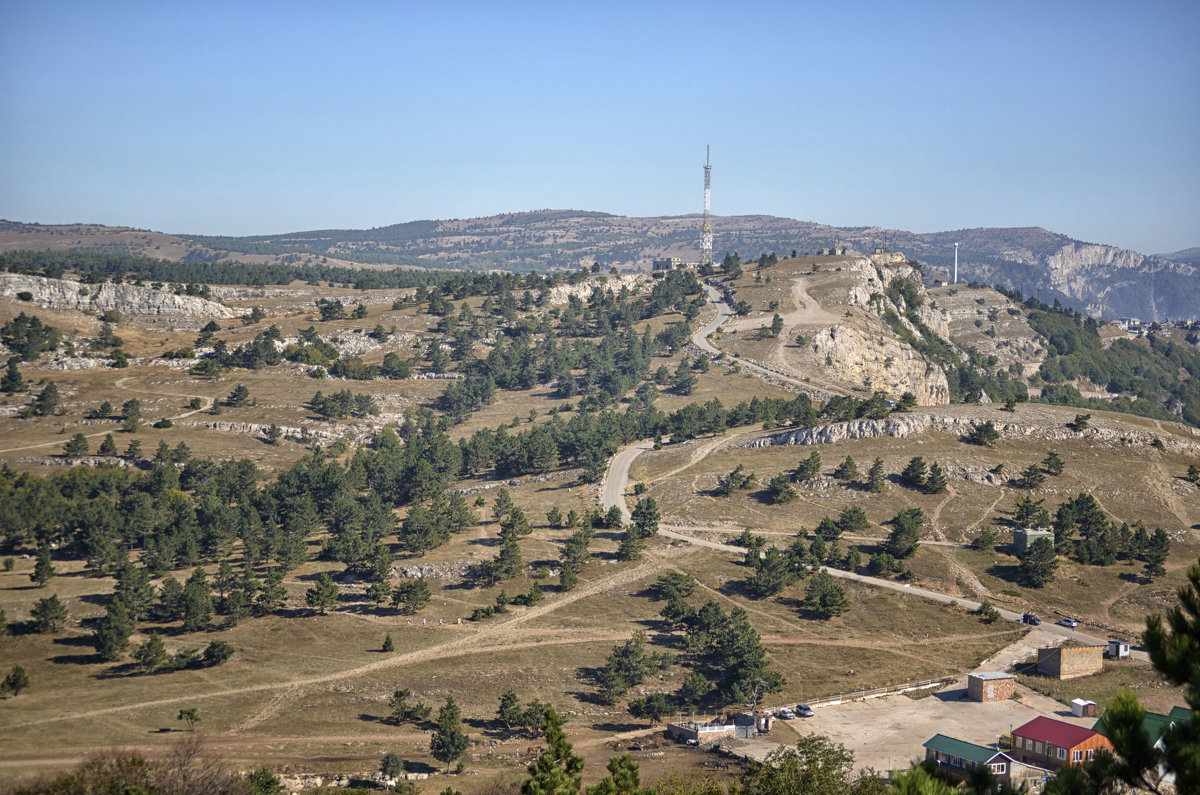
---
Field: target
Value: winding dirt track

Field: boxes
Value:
[6,559,663,733]
[0,376,213,454]
[601,274,1150,660]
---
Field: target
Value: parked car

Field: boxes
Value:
[779,708,796,719]
[796,704,815,717]
[1021,613,1041,625]
[1057,617,1079,628]
[629,743,644,751]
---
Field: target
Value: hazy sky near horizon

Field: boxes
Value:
[2,1,1197,254]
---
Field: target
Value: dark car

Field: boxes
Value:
[1021,613,1041,626]
[796,704,815,717]
[629,743,644,751]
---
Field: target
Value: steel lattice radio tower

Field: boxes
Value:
[700,145,713,268]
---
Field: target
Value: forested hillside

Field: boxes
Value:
[3,213,1196,319]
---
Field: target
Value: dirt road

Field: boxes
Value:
[601,441,1145,660]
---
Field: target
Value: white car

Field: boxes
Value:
[779,708,796,719]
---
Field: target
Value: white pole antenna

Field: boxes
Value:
[700,146,713,268]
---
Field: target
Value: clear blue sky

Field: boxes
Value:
[2,1,1197,254]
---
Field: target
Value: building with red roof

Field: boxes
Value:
[1012,716,1113,770]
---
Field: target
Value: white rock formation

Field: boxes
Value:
[0,273,236,318]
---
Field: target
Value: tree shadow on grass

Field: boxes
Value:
[95,662,146,679]
[590,721,645,733]
[986,563,1024,585]
[49,652,104,666]
[51,634,96,648]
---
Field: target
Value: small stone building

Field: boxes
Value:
[1037,645,1105,680]
[967,671,1016,702]
[1013,528,1055,557]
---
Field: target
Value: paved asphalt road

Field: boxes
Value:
[604,280,1148,660]
[603,444,1146,661]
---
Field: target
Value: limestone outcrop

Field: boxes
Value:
[741,412,1200,454]
[807,322,951,405]
[0,273,236,318]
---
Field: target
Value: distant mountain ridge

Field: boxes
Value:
[1,213,1195,320]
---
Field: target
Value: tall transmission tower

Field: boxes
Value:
[700,146,713,268]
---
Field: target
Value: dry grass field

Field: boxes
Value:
[0,523,1036,788]
[1,267,1196,790]
[630,401,1200,636]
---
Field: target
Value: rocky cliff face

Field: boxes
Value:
[807,322,951,405]
[741,412,1200,455]
[0,273,236,318]
[1041,243,1198,320]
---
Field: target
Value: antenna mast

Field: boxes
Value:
[700,146,713,268]
[953,242,959,284]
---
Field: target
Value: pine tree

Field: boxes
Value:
[31,546,55,587]
[884,508,924,559]
[965,420,1000,446]
[802,570,850,619]
[835,506,869,535]
[255,567,287,615]
[1143,528,1170,580]
[430,696,470,771]
[305,572,340,614]
[380,751,404,779]
[899,457,926,490]
[924,462,948,494]
[1019,537,1058,587]
[765,473,797,504]
[93,599,134,661]
[114,563,155,621]
[745,548,796,599]
[866,458,886,493]
[497,689,523,730]
[382,633,395,652]
[30,381,59,416]
[97,433,118,456]
[388,689,432,724]
[3,665,30,696]
[616,528,647,561]
[793,451,822,481]
[182,567,213,630]
[832,456,858,481]
[391,579,432,615]
[31,593,68,632]
[1041,451,1066,476]
[134,633,168,672]
[522,706,584,795]
[0,357,25,393]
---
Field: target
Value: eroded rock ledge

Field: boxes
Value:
[0,272,236,318]
[739,412,1200,454]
